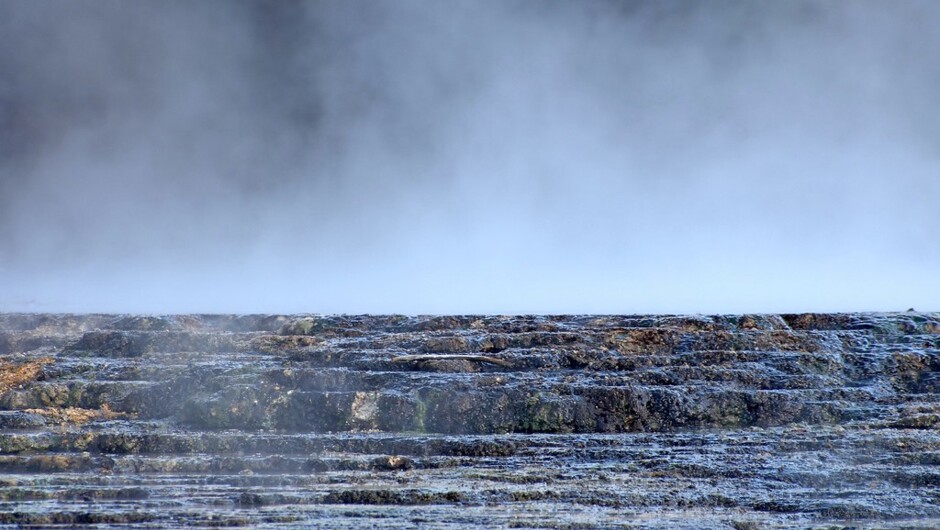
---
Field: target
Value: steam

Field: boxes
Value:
[1,0,938,314]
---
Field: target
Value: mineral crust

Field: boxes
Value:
[1,312,938,528]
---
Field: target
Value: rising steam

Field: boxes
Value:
[1,0,938,313]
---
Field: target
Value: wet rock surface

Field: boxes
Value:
[0,312,938,529]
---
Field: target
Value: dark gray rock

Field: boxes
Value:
[0,312,938,528]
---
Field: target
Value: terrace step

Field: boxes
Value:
[1,312,938,528]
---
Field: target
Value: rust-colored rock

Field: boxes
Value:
[0,357,53,394]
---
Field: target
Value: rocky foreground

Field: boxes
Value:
[0,313,938,529]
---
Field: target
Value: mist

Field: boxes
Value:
[1,0,938,314]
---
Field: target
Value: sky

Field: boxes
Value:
[0,0,938,314]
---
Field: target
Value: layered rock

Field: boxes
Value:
[0,312,938,528]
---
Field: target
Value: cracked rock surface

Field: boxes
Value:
[1,312,939,528]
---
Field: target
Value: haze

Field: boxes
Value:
[1,0,937,314]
